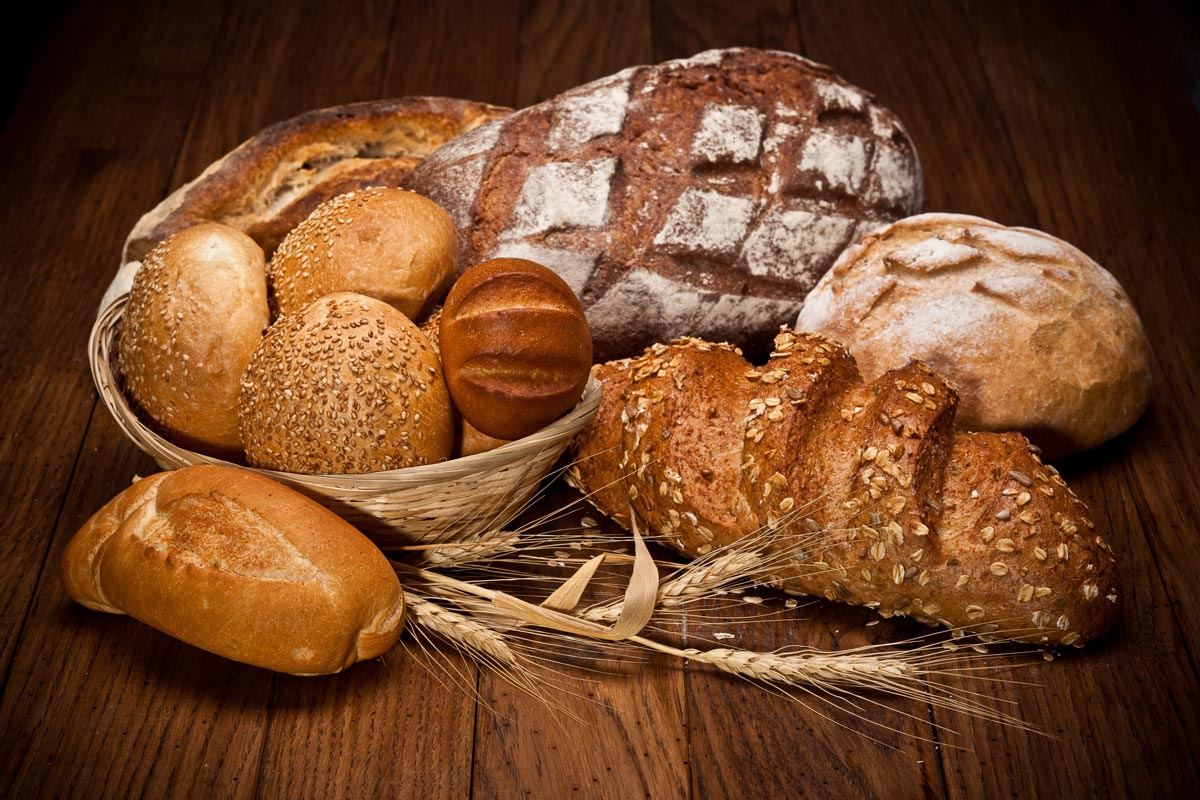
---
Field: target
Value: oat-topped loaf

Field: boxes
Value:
[570,331,1121,646]
[403,48,923,361]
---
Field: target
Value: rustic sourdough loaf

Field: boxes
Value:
[118,223,269,458]
[60,466,406,675]
[569,331,1120,646]
[124,97,509,264]
[403,48,923,360]
[796,213,1152,458]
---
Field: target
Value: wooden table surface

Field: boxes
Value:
[3,1,1198,797]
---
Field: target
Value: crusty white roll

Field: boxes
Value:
[239,292,454,474]
[797,213,1152,458]
[118,223,269,458]
[60,466,406,675]
[267,187,458,320]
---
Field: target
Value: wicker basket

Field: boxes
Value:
[89,296,601,548]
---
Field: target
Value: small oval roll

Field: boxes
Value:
[118,223,269,457]
[239,292,454,474]
[439,258,592,440]
[268,187,458,320]
[60,466,406,675]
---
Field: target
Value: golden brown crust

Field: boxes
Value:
[239,293,453,474]
[59,466,406,675]
[267,187,458,320]
[117,223,269,458]
[439,258,593,440]
[571,330,1121,645]
[796,213,1152,457]
[123,97,510,262]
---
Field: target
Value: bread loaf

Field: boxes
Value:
[268,187,458,320]
[569,331,1121,646]
[118,223,269,458]
[796,214,1152,458]
[60,466,406,675]
[439,258,593,440]
[239,293,453,474]
[123,97,509,264]
[403,48,923,361]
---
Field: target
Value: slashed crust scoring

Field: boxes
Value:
[796,213,1152,457]
[569,331,1121,646]
[403,48,923,361]
[123,97,511,264]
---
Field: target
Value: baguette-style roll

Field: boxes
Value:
[569,331,1121,646]
[60,466,406,675]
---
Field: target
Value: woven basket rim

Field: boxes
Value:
[90,295,601,492]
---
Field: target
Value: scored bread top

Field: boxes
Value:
[60,466,406,675]
[123,96,510,264]
[404,48,923,360]
[796,213,1152,456]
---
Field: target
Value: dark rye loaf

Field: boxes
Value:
[403,48,923,360]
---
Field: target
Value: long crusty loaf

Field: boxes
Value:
[569,331,1120,646]
[123,96,510,264]
[60,466,406,674]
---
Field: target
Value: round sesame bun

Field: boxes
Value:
[267,187,457,320]
[796,214,1152,458]
[118,223,269,458]
[239,292,453,474]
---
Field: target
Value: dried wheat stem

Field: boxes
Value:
[581,549,769,622]
[405,530,521,568]
[405,595,519,668]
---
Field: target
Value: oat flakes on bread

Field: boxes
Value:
[403,48,923,360]
[796,213,1152,458]
[60,465,406,675]
[569,331,1120,646]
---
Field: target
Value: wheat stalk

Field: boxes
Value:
[405,594,519,669]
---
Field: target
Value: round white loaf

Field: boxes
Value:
[796,213,1151,457]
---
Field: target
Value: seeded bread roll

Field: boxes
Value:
[404,48,923,361]
[60,466,406,675]
[796,214,1152,457]
[118,223,269,458]
[569,331,1121,646]
[239,293,453,474]
[268,187,459,321]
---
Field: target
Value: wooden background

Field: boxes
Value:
[2,1,1198,797]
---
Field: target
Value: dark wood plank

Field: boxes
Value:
[462,10,694,797]
[650,0,801,61]
[382,0,522,106]
[0,0,222,683]
[517,0,653,105]
[0,406,271,798]
[930,2,1200,794]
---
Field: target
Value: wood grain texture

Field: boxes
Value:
[1,1,1198,797]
